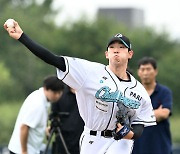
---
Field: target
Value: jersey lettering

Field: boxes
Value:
[130,91,142,101]
[95,101,108,112]
[95,86,140,109]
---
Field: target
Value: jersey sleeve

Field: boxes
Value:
[56,56,93,91]
[132,98,156,127]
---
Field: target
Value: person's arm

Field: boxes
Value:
[154,105,170,122]
[131,124,144,139]
[4,20,66,72]
[20,124,29,154]
[116,123,144,140]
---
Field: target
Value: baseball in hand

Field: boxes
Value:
[5,19,15,28]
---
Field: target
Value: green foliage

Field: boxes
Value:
[170,114,180,143]
[127,27,177,70]
[157,50,180,113]
[0,101,22,145]
[0,0,56,96]
[0,0,180,109]
[0,62,23,100]
[54,17,130,65]
[0,62,11,82]
[0,0,180,144]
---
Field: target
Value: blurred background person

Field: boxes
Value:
[51,84,84,154]
[132,57,173,154]
[8,75,64,154]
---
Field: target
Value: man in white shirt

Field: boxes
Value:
[8,75,64,154]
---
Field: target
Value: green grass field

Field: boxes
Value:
[0,101,180,145]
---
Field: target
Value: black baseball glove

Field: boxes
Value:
[113,102,132,140]
[116,102,131,126]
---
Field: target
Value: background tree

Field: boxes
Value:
[0,0,180,146]
[0,0,180,110]
[0,0,56,98]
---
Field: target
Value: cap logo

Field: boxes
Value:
[115,33,123,38]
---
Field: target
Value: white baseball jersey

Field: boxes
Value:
[57,56,156,154]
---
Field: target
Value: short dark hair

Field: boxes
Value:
[43,75,64,91]
[138,57,157,69]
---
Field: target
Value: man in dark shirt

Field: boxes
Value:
[132,57,173,154]
[51,85,84,154]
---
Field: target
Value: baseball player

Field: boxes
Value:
[4,20,156,154]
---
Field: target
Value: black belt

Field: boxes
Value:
[90,130,113,137]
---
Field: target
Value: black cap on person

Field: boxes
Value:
[107,33,131,50]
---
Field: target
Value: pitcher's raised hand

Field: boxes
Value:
[4,19,23,40]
